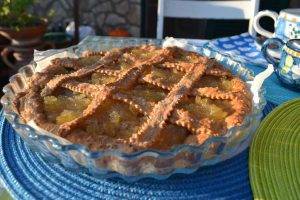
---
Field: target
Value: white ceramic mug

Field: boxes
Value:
[253,9,300,42]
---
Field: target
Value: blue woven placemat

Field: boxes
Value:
[207,33,300,105]
[0,102,277,200]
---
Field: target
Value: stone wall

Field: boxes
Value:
[32,0,141,37]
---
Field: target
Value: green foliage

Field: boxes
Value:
[0,0,42,29]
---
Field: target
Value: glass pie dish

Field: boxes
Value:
[1,37,266,181]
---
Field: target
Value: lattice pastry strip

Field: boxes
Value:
[112,91,211,135]
[94,69,120,77]
[41,47,137,97]
[50,50,110,71]
[56,66,144,136]
[130,60,210,147]
[112,91,211,136]
[140,75,173,91]
[160,62,194,72]
[161,60,232,77]
[137,65,251,132]
[55,48,173,136]
[112,93,155,115]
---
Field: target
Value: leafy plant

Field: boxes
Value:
[0,0,43,30]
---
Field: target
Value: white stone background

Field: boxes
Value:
[31,0,141,37]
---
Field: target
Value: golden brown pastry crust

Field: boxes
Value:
[13,45,252,152]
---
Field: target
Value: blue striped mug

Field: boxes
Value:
[262,38,300,90]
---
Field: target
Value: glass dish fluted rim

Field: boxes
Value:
[0,37,266,180]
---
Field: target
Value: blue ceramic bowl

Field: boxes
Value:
[1,37,266,181]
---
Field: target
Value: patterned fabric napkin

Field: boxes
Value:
[206,33,267,67]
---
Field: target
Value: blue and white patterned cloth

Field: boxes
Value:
[206,33,268,67]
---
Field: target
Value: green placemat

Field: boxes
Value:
[0,190,11,200]
[250,99,300,200]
